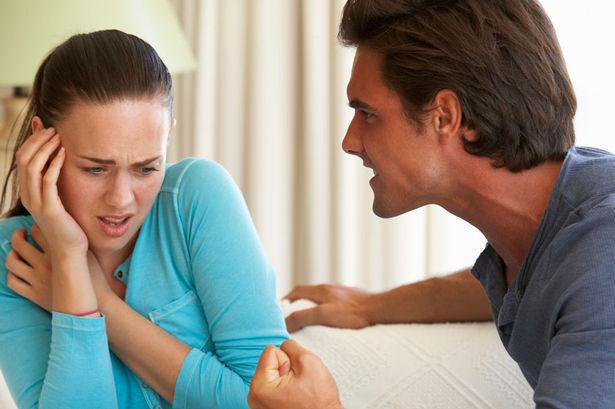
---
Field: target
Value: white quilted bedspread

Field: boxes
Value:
[285,300,534,409]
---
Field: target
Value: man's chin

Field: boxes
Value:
[372,201,401,219]
[372,197,424,218]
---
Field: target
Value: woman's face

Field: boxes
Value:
[52,99,171,260]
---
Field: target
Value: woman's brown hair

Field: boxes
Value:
[1,29,173,218]
[339,0,577,172]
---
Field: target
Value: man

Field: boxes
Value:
[249,0,615,408]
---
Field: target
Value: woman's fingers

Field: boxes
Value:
[6,272,32,298]
[42,147,65,212]
[25,134,61,212]
[12,229,37,265]
[30,224,49,251]
[16,127,56,207]
[16,128,56,165]
[12,228,48,270]
[5,250,34,285]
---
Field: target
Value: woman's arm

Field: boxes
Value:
[87,268,191,404]
[0,225,118,408]
[171,160,289,408]
[16,123,99,316]
[0,125,118,408]
[14,226,190,405]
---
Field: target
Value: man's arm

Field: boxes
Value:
[285,268,492,332]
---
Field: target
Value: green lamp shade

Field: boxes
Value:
[0,0,196,87]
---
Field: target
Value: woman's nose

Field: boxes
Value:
[104,173,134,209]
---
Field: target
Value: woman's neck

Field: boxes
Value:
[92,235,137,276]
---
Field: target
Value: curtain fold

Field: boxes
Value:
[168,0,486,295]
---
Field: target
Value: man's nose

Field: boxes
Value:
[342,117,363,156]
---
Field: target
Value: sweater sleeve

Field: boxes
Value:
[172,160,289,409]
[0,220,118,409]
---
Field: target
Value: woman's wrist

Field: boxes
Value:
[74,308,101,317]
[51,255,100,316]
[97,290,121,315]
[51,249,88,271]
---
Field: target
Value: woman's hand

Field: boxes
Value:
[6,224,119,311]
[15,121,88,260]
[5,227,52,311]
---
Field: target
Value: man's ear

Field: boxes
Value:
[31,116,45,133]
[432,90,463,145]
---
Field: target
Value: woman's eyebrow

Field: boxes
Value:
[77,155,162,167]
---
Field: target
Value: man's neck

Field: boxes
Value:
[440,157,564,285]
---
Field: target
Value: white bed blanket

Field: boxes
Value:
[285,300,534,409]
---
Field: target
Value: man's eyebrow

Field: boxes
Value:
[348,99,375,111]
[77,155,163,167]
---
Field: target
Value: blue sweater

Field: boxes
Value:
[0,158,289,408]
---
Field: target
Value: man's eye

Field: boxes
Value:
[360,110,374,120]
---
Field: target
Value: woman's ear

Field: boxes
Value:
[31,116,45,133]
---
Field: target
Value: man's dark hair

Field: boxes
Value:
[339,0,577,172]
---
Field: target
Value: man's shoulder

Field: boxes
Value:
[554,193,615,250]
[545,199,615,301]
[559,147,615,208]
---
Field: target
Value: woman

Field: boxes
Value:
[0,30,288,408]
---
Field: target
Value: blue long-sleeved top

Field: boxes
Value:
[0,158,289,408]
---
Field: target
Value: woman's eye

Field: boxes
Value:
[85,167,104,174]
[140,167,158,175]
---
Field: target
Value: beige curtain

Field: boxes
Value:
[167,0,486,295]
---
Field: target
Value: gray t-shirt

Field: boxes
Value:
[471,146,615,408]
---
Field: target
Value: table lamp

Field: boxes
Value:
[0,0,196,143]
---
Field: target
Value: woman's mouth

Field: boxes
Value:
[97,216,131,238]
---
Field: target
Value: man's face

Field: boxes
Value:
[343,47,445,218]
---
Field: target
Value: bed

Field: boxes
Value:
[285,300,534,409]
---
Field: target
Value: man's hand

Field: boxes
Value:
[248,340,342,409]
[283,284,374,332]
